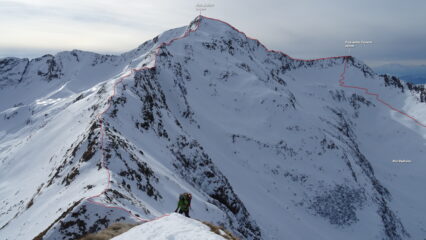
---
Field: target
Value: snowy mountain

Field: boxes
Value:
[1,15,425,240]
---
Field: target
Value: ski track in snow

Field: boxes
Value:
[84,15,426,228]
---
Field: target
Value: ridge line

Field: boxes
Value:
[84,14,425,231]
[339,59,426,127]
[84,15,204,223]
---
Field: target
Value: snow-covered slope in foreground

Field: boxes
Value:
[111,213,226,240]
[1,15,426,240]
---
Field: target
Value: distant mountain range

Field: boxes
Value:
[373,64,426,84]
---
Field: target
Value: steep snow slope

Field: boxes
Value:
[111,214,227,240]
[0,15,425,240]
[0,24,196,240]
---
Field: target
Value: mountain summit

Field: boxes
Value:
[0,16,425,240]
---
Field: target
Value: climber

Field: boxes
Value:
[175,192,192,217]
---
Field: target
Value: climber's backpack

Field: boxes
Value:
[180,193,192,204]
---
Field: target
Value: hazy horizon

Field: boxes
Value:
[1,0,425,67]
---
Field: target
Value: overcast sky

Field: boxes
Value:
[0,0,425,66]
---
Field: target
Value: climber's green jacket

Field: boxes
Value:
[176,193,191,211]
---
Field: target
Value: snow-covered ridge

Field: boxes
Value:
[110,213,230,240]
[1,15,426,240]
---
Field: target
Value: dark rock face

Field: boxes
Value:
[381,74,426,103]
[35,55,63,81]
[309,185,365,226]
[103,125,162,202]
[323,108,410,239]
[43,202,133,240]
[169,135,261,239]
[124,67,261,239]
[0,57,29,88]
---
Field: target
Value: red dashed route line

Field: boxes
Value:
[84,14,203,223]
[339,58,426,127]
[84,15,426,225]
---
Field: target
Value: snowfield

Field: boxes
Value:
[0,15,425,240]
[112,213,226,240]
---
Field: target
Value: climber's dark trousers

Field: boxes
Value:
[178,209,190,217]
